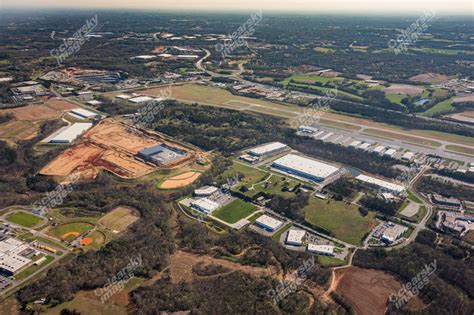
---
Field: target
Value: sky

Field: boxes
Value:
[1,0,473,15]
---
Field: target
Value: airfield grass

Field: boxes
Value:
[446,145,474,156]
[362,129,442,147]
[212,199,257,224]
[6,211,42,228]
[304,197,376,246]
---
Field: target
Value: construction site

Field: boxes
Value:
[40,119,201,180]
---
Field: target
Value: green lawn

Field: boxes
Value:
[385,93,406,105]
[6,211,42,228]
[212,199,257,224]
[304,198,376,246]
[422,98,455,117]
[14,255,54,280]
[318,256,346,266]
[221,161,267,186]
[272,223,292,241]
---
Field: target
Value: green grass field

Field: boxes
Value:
[52,222,95,239]
[272,223,292,241]
[422,98,455,117]
[6,211,42,228]
[212,199,257,224]
[15,255,54,280]
[304,198,376,246]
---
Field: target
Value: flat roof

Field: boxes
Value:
[249,142,288,156]
[192,198,220,212]
[373,146,386,153]
[356,174,405,193]
[273,154,339,180]
[349,140,362,147]
[129,96,154,103]
[116,94,132,99]
[402,152,415,160]
[307,244,334,254]
[382,224,407,242]
[194,186,219,195]
[286,229,306,244]
[43,123,92,143]
[71,108,97,118]
[0,238,32,273]
[255,215,283,230]
[359,143,371,150]
[384,149,397,156]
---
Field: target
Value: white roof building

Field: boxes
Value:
[248,142,288,157]
[131,55,157,60]
[70,108,98,119]
[191,198,220,215]
[298,126,318,133]
[349,140,362,148]
[194,186,219,197]
[356,174,405,194]
[86,100,102,106]
[255,215,284,232]
[272,154,340,182]
[116,94,132,100]
[382,224,407,243]
[129,96,154,104]
[384,149,397,158]
[402,152,415,161]
[307,244,335,256]
[359,143,372,151]
[176,55,199,59]
[0,238,32,275]
[42,123,93,144]
[373,146,386,155]
[286,229,306,246]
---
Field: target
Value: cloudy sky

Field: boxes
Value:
[1,0,473,15]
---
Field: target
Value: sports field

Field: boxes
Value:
[159,171,201,189]
[52,222,95,239]
[304,197,376,246]
[212,199,257,224]
[6,211,43,228]
[98,207,139,233]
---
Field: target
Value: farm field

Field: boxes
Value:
[0,98,76,142]
[304,197,376,246]
[421,98,455,117]
[383,84,424,95]
[6,211,43,228]
[98,207,139,233]
[212,199,257,224]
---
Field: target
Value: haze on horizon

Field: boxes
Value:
[1,0,473,15]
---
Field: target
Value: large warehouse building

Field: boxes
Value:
[272,154,340,182]
[42,123,93,144]
[191,198,220,215]
[137,144,186,165]
[255,215,284,232]
[248,142,289,158]
[0,238,33,276]
[356,174,405,194]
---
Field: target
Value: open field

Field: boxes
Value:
[6,211,43,228]
[0,98,76,142]
[98,207,139,233]
[40,119,199,180]
[169,250,278,284]
[222,161,268,186]
[453,95,474,103]
[446,111,474,124]
[304,198,376,246]
[383,84,424,95]
[159,171,202,189]
[212,199,257,224]
[51,222,95,239]
[409,73,449,84]
[400,202,420,218]
[15,255,54,281]
[334,266,425,315]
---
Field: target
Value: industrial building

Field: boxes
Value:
[0,238,33,276]
[356,174,405,194]
[349,140,362,148]
[298,126,318,134]
[359,143,372,151]
[42,123,93,144]
[307,244,335,256]
[69,108,99,120]
[431,194,462,208]
[137,144,186,165]
[272,154,340,182]
[286,229,306,246]
[384,148,397,158]
[116,94,132,100]
[191,198,220,215]
[248,142,289,158]
[194,186,219,197]
[255,215,284,232]
[129,96,154,104]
